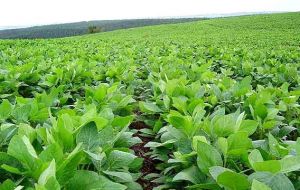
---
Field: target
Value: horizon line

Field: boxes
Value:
[0,10,296,30]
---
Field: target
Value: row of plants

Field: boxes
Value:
[0,13,300,189]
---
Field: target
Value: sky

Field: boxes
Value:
[0,0,299,28]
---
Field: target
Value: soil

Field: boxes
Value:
[130,121,159,190]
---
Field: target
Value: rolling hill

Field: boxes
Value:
[0,18,202,39]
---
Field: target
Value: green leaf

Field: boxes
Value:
[39,143,64,163]
[103,171,133,183]
[0,124,17,145]
[118,95,136,107]
[254,103,268,120]
[239,120,258,136]
[106,150,136,170]
[94,84,107,102]
[249,172,295,190]
[55,114,74,151]
[216,137,228,156]
[43,176,60,190]
[253,160,281,173]
[173,165,204,184]
[196,141,223,174]
[56,144,83,185]
[268,133,287,157]
[248,149,264,167]
[112,115,134,129]
[212,113,239,137]
[209,166,231,181]
[168,111,193,137]
[123,182,143,190]
[7,135,38,171]
[38,160,56,185]
[0,179,16,190]
[251,179,271,190]
[187,183,221,189]
[0,100,12,121]
[280,156,300,173]
[1,164,23,175]
[12,104,31,123]
[172,96,188,114]
[263,120,277,129]
[18,123,36,143]
[233,76,252,97]
[227,131,252,155]
[139,102,162,113]
[65,170,126,190]
[76,121,99,151]
[217,171,250,190]
[192,136,208,151]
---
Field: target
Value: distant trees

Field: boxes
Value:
[0,18,203,39]
[88,26,102,34]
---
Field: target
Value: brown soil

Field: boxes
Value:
[130,121,159,190]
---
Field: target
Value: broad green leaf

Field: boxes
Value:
[172,96,188,114]
[56,144,83,185]
[233,76,252,97]
[239,120,258,136]
[12,104,31,123]
[65,170,126,190]
[173,165,204,184]
[209,166,231,181]
[18,123,36,143]
[94,84,107,102]
[0,124,17,145]
[212,113,240,137]
[280,156,300,173]
[253,160,281,173]
[118,95,136,107]
[268,133,288,157]
[39,143,63,163]
[0,179,16,190]
[7,135,38,171]
[112,115,134,129]
[248,149,264,167]
[254,103,268,120]
[227,131,252,155]
[251,179,271,190]
[76,121,99,151]
[216,137,228,156]
[38,160,56,185]
[197,141,223,174]
[139,102,162,113]
[43,176,60,190]
[103,171,133,183]
[217,171,250,190]
[0,100,12,121]
[55,114,74,151]
[192,136,208,151]
[106,150,136,170]
[168,111,193,137]
[187,183,221,189]
[249,172,295,190]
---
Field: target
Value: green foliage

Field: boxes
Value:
[0,12,300,189]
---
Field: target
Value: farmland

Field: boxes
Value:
[0,12,300,190]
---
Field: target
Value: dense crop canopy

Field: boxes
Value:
[0,12,300,190]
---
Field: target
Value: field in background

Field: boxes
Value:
[0,12,299,190]
[0,18,202,39]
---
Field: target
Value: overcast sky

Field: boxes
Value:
[0,0,299,27]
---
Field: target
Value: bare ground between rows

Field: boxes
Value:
[129,121,160,190]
